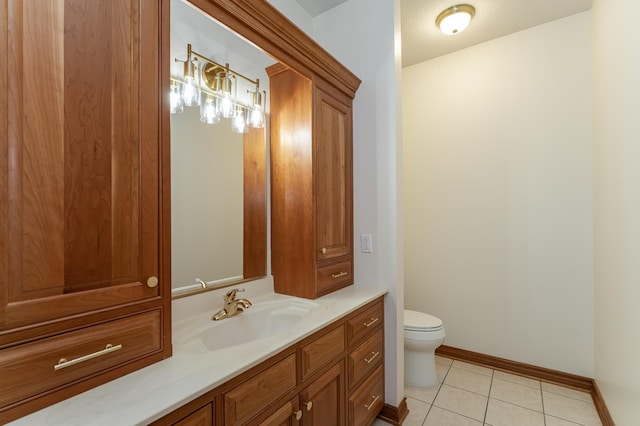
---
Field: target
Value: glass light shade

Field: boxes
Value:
[181,76,200,106]
[231,107,248,133]
[200,95,220,124]
[180,59,200,106]
[249,104,265,129]
[219,93,235,119]
[436,5,475,35]
[170,84,183,114]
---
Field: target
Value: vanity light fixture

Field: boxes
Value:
[436,4,475,35]
[172,43,266,133]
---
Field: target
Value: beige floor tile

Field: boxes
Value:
[542,382,593,403]
[451,360,494,376]
[406,383,440,404]
[437,362,450,383]
[485,398,545,426]
[493,370,541,389]
[371,420,393,426]
[404,397,430,426]
[444,366,492,395]
[424,406,483,426]
[545,415,584,426]
[543,391,602,426]
[436,355,454,366]
[490,377,543,412]
[433,384,488,422]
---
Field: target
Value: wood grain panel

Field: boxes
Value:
[256,398,298,426]
[346,302,383,346]
[348,365,383,426]
[268,65,316,298]
[174,402,214,426]
[225,354,297,425]
[0,0,159,333]
[243,125,266,278]
[0,309,161,410]
[314,87,351,263]
[10,0,66,298]
[348,329,383,391]
[299,361,345,426]
[301,325,344,381]
[0,0,9,312]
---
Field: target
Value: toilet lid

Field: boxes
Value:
[404,309,443,331]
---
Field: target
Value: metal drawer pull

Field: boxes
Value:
[331,271,348,278]
[363,317,379,327]
[364,395,380,410]
[54,344,123,371]
[294,410,303,420]
[303,401,313,411]
[364,351,380,364]
[321,247,327,254]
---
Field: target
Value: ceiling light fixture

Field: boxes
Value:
[436,4,475,35]
[172,44,266,133]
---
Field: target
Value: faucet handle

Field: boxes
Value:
[224,288,245,300]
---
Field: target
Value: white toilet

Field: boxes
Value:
[404,309,446,387]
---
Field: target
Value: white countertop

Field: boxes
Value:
[10,286,387,426]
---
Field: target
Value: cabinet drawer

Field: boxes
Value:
[173,403,214,426]
[225,354,297,425]
[316,260,352,294]
[348,365,384,426]
[0,310,161,409]
[348,329,383,390]
[301,325,344,380]
[346,301,383,346]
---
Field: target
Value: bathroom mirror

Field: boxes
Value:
[170,0,274,297]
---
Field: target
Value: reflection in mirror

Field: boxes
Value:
[170,0,275,297]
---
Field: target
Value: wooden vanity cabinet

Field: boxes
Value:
[0,0,171,422]
[154,297,384,426]
[268,64,356,299]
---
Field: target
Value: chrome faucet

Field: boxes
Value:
[211,288,252,321]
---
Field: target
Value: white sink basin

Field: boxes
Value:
[175,297,319,355]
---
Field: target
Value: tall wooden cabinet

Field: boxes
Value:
[268,64,358,299]
[0,0,171,422]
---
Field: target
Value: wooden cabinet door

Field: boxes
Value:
[0,0,162,341]
[314,86,352,264]
[299,361,345,426]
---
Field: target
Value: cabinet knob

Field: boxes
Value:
[303,401,313,411]
[146,276,158,288]
[294,409,303,420]
[321,247,327,254]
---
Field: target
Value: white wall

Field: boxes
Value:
[592,0,640,424]
[403,12,594,376]
[269,0,404,407]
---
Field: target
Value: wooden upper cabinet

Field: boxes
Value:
[0,0,169,421]
[268,65,356,299]
[0,0,162,338]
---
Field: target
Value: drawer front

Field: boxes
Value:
[173,403,214,426]
[346,301,383,346]
[348,365,384,426]
[256,397,299,426]
[0,310,161,409]
[225,354,297,425]
[348,329,383,390]
[301,325,344,381]
[316,260,352,294]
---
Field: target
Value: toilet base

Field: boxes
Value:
[404,348,438,387]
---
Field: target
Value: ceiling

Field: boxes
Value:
[294,0,593,67]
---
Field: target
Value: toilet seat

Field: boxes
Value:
[404,309,444,332]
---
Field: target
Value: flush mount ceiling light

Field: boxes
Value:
[436,4,475,35]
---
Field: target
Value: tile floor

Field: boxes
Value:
[373,356,602,426]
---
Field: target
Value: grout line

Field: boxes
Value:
[482,368,494,424]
